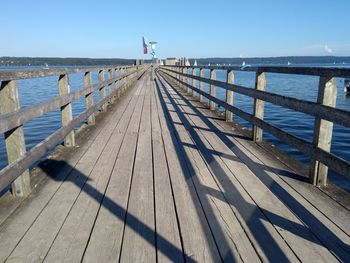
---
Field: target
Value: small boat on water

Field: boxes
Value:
[240,61,251,70]
[287,61,291,65]
[344,78,350,95]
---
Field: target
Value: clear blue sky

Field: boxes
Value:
[1,0,349,59]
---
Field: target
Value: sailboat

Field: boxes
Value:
[185,59,190,66]
[240,61,250,70]
[194,60,197,66]
[287,61,291,65]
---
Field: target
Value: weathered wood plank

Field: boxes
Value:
[151,78,184,263]
[82,85,145,262]
[206,111,350,261]
[0,88,136,262]
[159,73,302,262]
[120,76,156,262]
[172,82,349,261]
[159,69,350,179]
[2,76,141,262]
[43,80,143,262]
[154,75,222,262]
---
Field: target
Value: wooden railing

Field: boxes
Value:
[0,65,148,196]
[159,65,350,187]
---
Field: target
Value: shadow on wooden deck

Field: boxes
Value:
[155,70,350,262]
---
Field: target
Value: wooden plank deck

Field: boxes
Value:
[0,68,349,262]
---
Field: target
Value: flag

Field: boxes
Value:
[143,36,148,54]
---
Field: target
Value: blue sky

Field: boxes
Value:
[1,0,349,58]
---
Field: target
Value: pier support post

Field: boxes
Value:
[210,69,216,110]
[252,71,266,142]
[192,68,197,97]
[199,68,204,103]
[58,74,75,147]
[226,69,234,121]
[98,69,107,111]
[84,72,95,125]
[309,76,337,186]
[0,80,31,197]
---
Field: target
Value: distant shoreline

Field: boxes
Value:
[0,56,350,66]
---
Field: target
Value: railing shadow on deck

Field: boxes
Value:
[38,160,192,263]
[155,71,350,261]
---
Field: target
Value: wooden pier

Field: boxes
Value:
[0,65,349,262]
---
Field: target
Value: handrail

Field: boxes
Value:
[0,70,137,133]
[163,64,350,77]
[162,67,350,128]
[0,65,134,81]
[159,65,350,187]
[0,64,148,196]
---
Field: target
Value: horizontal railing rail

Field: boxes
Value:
[159,65,350,187]
[163,64,350,77]
[0,64,148,196]
[0,65,134,81]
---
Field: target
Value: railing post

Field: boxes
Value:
[0,80,31,197]
[113,68,118,100]
[177,66,180,86]
[108,69,114,103]
[309,76,337,186]
[226,69,234,121]
[187,68,191,94]
[184,67,188,92]
[181,67,184,90]
[84,71,95,125]
[210,69,216,110]
[252,71,266,142]
[199,68,204,103]
[98,69,106,111]
[58,74,75,147]
[192,68,197,97]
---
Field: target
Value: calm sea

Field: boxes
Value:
[1,64,350,191]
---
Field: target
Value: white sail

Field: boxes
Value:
[194,60,197,66]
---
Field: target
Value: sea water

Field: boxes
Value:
[0,65,349,191]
